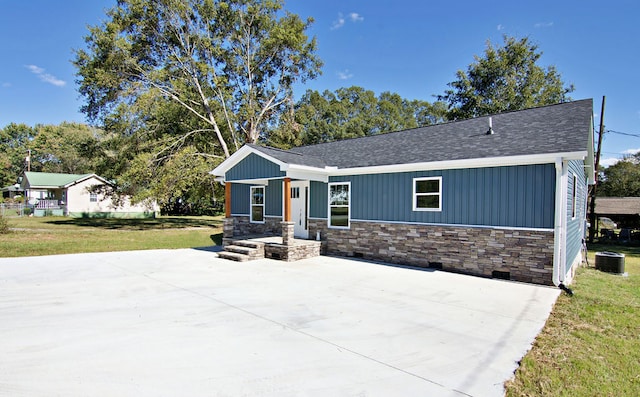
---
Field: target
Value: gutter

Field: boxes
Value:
[552,158,568,287]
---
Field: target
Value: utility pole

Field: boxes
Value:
[588,96,605,243]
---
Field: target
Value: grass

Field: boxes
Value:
[505,244,640,396]
[0,215,223,257]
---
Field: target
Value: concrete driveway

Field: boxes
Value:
[0,249,559,396]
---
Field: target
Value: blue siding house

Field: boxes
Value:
[212,100,595,285]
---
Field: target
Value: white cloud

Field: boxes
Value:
[497,24,504,31]
[534,22,554,28]
[337,69,353,80]
[1,82,10,88]
[623,148,640,155]
[25,64,66,87]
[349,12,364,22]
[331,13,346,30]
[599,157,620,168]
[26,64,44,74]
[331,12,363,30]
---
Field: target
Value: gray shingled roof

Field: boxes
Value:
[245,144,328,168]
[252,99,593,169]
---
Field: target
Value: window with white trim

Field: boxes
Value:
[413,176,442,211]
[90,193,98,203]
[328,182,350,228]
[571,173,577,219]
[250,186,265,223]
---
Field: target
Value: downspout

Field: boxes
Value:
[552,158,569,287]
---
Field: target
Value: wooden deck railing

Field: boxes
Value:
[35,199,62,209]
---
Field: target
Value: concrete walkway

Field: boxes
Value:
[0,250,560,396]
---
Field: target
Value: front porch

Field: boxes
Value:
[31,199,66,216]
[218,176,323,262]
[219,234,322,262]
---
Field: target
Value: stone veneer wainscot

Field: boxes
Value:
[309,219,555,285]
[231,216,282,237]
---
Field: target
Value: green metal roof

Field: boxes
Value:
[23,172,94,188]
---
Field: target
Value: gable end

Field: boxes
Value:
[225,153,285,182]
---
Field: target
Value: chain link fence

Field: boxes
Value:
[0,203,27,217]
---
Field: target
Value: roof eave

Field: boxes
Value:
[62,174,110,188]
[330,151,589,176]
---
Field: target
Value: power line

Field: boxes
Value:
[607,129,640,138]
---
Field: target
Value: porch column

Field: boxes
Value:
[282,221,295,246]
[284,177,291,222]
[282,177,293,246]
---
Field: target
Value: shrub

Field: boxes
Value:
[0,215,10,234]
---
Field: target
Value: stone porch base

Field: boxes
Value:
[224,236,321,262]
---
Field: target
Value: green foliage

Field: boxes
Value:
[0,215,10,234]
[0,122,104,187]
[0,123,34,187]
[30,122,103,174]
[598,153,640,197]
[120,146,223,215]
[439,36,574,120]
[73,0,322,212]
[278,86,447,146]
[74,0,322,157]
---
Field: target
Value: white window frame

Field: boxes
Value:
[571,173,577,220]
[89,192,98,203]
[412,176,442,212]
[250,185,265,224]
[328,182,351,229]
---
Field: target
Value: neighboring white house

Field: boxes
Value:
[20,171,158,218]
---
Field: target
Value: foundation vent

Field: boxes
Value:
[492,270,511,280]
[428,262,443,270]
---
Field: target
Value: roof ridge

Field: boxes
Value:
[294,99,592,150]
[25,171,91,176]
[248,143,306,157]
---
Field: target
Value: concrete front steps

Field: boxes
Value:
[218,240,265,262]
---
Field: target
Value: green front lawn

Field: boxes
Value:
[506,244,640,396]
[0,215,223,257]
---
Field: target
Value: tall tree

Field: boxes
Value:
[30,122,103,174]
[598,153,640,197]
[0,123,34,187]
[74,0,322,158]
[438,36,574,120]
[288,86,447,146]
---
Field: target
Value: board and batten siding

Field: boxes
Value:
[225,153,285,181]
[230,179,283,217]
[266,179,283,217]
[309,180,328,218]
[230,183,250,214]
[565,159,587,272]
[325,163,556,229]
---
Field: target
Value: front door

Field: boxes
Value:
[290,180,309,239]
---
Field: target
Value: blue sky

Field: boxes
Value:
[0,0,638,167]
